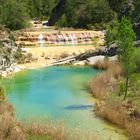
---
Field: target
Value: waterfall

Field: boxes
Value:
[63,34,68,44]
[17,29,103,46]
[57,34,62,44]
[69,34,74,45]
[72,33,77,44]
[38,34,45,47]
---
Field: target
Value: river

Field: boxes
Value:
[4,66,127,140]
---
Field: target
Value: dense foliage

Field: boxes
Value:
[0,0,29,30]
[0,0,140,30]
[0,0,58,30]
[54,0,140,29]
[55,0,115,29]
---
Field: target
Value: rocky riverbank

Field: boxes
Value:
[51,44,118,66]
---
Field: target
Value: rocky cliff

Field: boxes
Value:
[0,27,19,76]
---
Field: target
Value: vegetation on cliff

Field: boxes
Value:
[0,26,21,72]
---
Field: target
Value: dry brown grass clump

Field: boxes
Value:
[0,87,26,140]
[25,121,67,140]
[0,113,26,140]
[24,121,97,140]
[95,99,140,140]
[127,121,140,140]
[90,60,122,99]
[95,97,129,127]
[59,52,69,59]
[93,59,110,70]
[90,59,140,140]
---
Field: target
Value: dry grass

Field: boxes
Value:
[90,60,140,139]
[93,59,110,70]
[127,121,140,140]
[95,98,140,140]
[58,52,69,59]
[90,60,122,99]
[24,121,97,140]
[0,112,26,140]
[95,96,128,127]
[0,87,26,140]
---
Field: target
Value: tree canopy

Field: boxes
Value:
[0,0,140,30]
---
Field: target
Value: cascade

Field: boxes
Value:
[63,34,68,44]
[38,34,45,47]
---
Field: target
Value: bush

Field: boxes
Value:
[59,52,69,59]
[14,48,26,64]
[26,53,33,62]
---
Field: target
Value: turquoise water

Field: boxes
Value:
[5,66,127,140]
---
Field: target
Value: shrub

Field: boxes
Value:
[14,50,26,64]
[25,53,33,62]
[59,52,69,59]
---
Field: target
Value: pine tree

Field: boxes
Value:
[117,17,136,100]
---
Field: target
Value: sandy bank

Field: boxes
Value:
[18,46,95,69]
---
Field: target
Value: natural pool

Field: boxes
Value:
[4,66,127,140]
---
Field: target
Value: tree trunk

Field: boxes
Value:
[123,75,129,100]
[47,0,66,26]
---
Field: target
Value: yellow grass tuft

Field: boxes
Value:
[90,60,122,99]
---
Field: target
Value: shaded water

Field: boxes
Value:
[5,66,127,140]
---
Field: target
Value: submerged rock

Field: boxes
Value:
[64,104,93,110]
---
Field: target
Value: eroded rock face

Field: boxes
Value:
[0,28,18,74]
[16,30,104,46]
